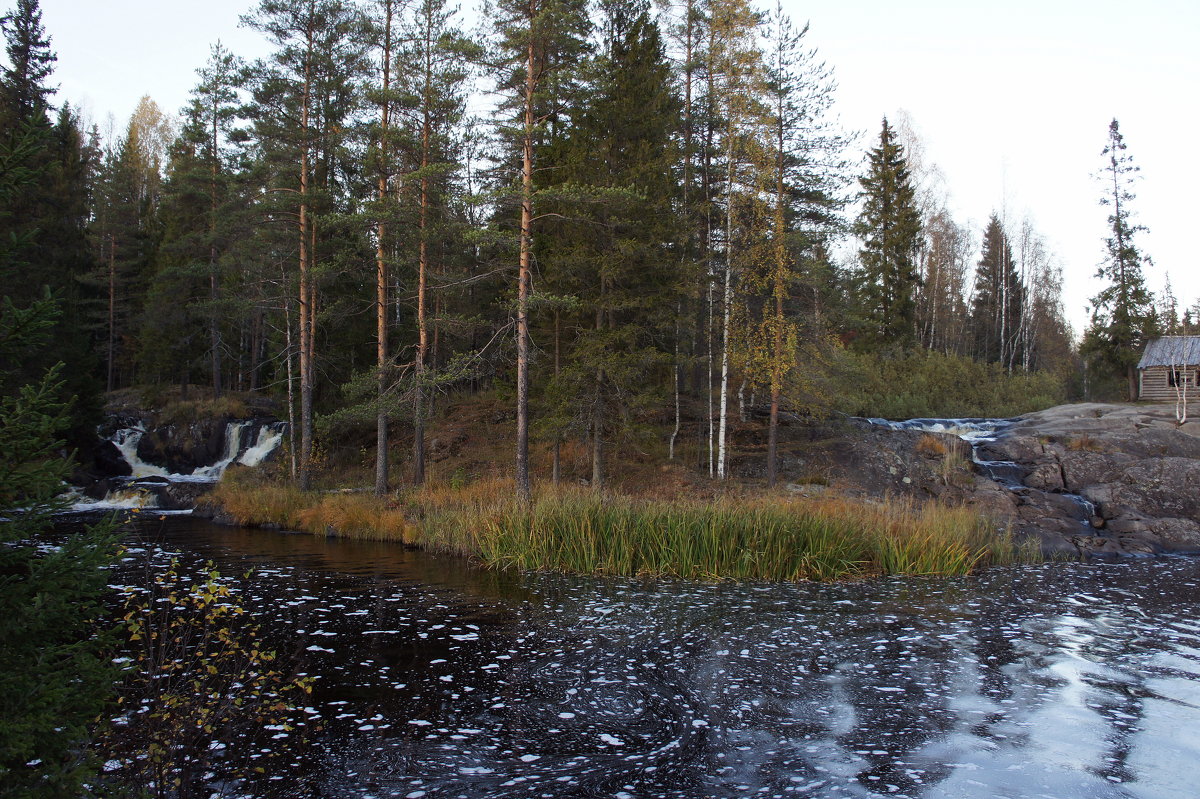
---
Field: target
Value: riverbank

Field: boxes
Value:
[102,392,1200,573]
[199,475,1039,581]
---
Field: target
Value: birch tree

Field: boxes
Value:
[707,0,766,480]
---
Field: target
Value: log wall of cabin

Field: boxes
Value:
[1139,365,1200,400]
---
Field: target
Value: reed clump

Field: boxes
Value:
[207,475,1038,581]
[414,488,1037,581]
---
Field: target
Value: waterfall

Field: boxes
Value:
[238,423,285,467]
[111,427,169,478]
[70,419,287,512]
[862,416,1096,531]
[190,421,253,480]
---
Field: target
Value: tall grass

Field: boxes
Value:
[206,476,1039,581]
[415,488,1037,581]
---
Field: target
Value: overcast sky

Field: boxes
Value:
[36,0,1200,334]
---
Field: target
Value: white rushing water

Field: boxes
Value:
[111,427,169,478]
[190,421,253,480]
[238,424,285,467]
[864,415,1098,526]
[71,420,285,511]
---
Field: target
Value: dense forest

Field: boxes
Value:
[3,0,1196,496]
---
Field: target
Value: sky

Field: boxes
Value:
[35,0,1200,334]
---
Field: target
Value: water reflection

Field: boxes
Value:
[92,516,1200,798]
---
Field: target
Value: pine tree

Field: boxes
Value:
[243,0,366,489]
[485,0,590,500]
[752,5,846,487]
[362,0,404,496]
[852,118,922,350]
[396,0,475,487]
[1082,118,1155,401]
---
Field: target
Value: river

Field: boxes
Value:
[68,514,1200,798]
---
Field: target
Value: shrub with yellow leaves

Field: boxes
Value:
[96,560,313,798]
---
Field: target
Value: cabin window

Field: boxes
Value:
[1168,368,1196,388]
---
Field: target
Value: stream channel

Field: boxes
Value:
[65,512,1200,799]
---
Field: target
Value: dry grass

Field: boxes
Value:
[1066,433,1104,452]
[915,433,948,457]
[204,474,1037,581]
[203,481,418,543]
[410,483,1037,581]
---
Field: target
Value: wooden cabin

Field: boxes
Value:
[1138,336,1200,400]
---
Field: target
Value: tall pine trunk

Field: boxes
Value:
[413,14,434,487]
[374,1,394,497]
[208,112,223,399]
[297,25,315,491]
[514,35,535,502]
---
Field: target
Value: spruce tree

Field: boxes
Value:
[0,0,100,446]
[0,118,115,799]
[85,107,167,391]
[536,0,679,488]
[143,45,243,393]
[852,118,922,350]
[0,0,52,119]
[969,213,1023,367]
[1082,118,1155,401]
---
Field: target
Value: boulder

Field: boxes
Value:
[1145,518,1200,550]
[1106,458,1200,522]
[1058,450,1133,492]
[135,419,232,474]
[1023,461,1065,492]
[93,440,132,477]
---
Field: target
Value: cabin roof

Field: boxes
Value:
[1138,336,1200,368]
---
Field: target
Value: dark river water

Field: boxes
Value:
[75,514,1200,798]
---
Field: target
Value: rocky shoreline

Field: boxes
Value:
[978,403,1200,557]
[756,402,1200,558]
[77,397,1200,560]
